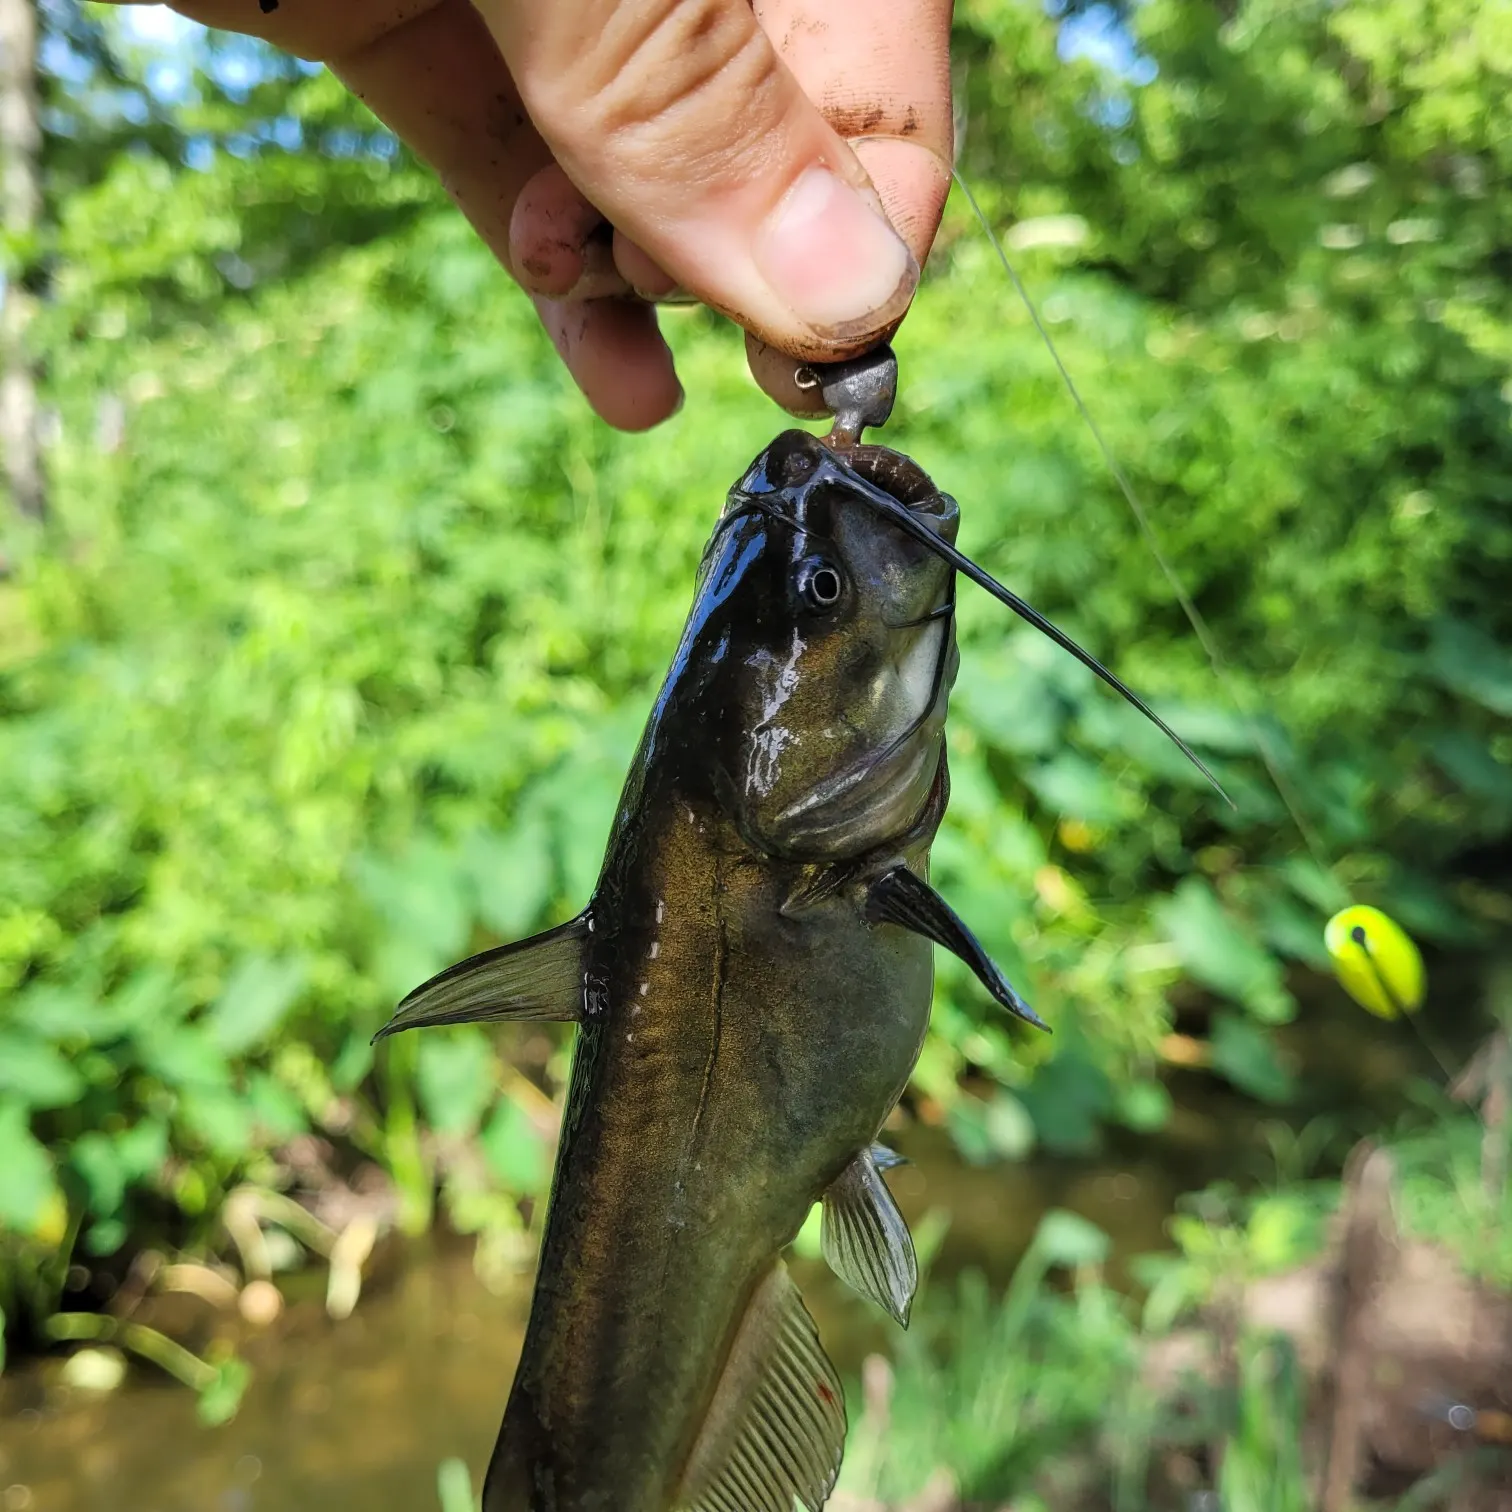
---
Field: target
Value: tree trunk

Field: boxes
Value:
[0,0,43,525]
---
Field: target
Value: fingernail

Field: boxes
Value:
[755,167,917,340]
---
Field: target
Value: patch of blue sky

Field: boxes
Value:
[117,4,319,108]
[1054,2,1159,87]
[116,4,199,47]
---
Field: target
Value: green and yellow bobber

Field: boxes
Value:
[1324,905,1426,1020]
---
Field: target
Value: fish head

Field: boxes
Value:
[681,429,960,861]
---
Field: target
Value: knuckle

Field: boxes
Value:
[533,0,782,172]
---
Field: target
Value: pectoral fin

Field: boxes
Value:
[372,915,589,1042]
[822,1147,917,1328]
[680,1262,845,1512]
[865,867,1048,1031]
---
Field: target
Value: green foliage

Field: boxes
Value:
[1213,1339,1312,1512]
[1137,1183,1335,1333]
[42,1307,249,1423]
[841,1213,1139,1504]
[836,1211,1330,1510]
[436,1458,480,1512]
[3,0,1512,1360]
[1392,1111,1512,1288]
[1134,1101,1512,1327]
[845,1207,1509,1508]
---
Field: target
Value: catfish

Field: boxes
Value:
[376,427,1212,1511]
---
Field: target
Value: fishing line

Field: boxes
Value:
[950,168,1330,869]
[950,170,1480,1092]
[1353,925,1459,1086]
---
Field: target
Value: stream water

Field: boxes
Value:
[0,984,1468,1512]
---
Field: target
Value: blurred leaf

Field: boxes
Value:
[789,1201,824,1260]
[1209,1012,1296,1105]
[246,1073,307,1140]
[480,1097,549,1194]
[417,1031,496,1137]
[955,661,1065,758]
[0,1031,85,1108]
[1157,878,1294,1022]
[180,1088,255,1158]
[206,955,306,1054]
[1279,859,1350,917]
[330,1032,374,1094]
[1245,1194,1324,1272]
[359,841,472,985]
[1017,1051,1113,1155]
[436,1458,479,1512]
[83,1218,128,1257]
[1428,619,1512,716]
[0,1099,58,1233]
[1386,871,1481,942]
[136,1026,233,1091]
[71,1131,128,1217]
[1115,1079,1172,1133]
[1256,892,1333,970]
[1146,706,1256,755]
[197,1356,252,1427]
[1034,1209,1112,1268]
[1430,732,1512,809]
[13,986,111,1045]
[461,820,553,941]
[948,1089,1036,1165]
[1025,751,1134,824]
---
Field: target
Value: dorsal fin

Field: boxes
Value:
[372,914,590,1042]
[821,1147,918,1328]
[679,1262,846,1512]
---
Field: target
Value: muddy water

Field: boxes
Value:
[0,1247,528,1511]
[0,986,1465,1512]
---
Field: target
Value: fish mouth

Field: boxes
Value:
[723,431,958,545]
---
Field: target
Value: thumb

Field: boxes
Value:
[476,0,920,364]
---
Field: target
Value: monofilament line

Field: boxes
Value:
[951,167,1329,866]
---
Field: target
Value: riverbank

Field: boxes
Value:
[5,1084,1509,1511]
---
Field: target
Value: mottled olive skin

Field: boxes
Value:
[484,432,960,1512]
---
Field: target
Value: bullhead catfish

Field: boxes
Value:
[376,421,1218,1511]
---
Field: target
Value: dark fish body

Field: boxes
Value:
[379,430,1046,1511]
[488,796,936,1509]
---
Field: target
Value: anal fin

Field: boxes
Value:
[680,1262,846,1512]
[372,914,589,1041]
[865,867,1048,1031]
[822,1147,917,1328]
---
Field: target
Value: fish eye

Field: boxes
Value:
[796,559,845,612]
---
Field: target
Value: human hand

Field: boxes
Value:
[127,0,953,432]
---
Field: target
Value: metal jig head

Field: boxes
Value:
[800,343,898,448]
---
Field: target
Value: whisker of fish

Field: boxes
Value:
[833,460,1232,805]
[950,166,1336,834]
